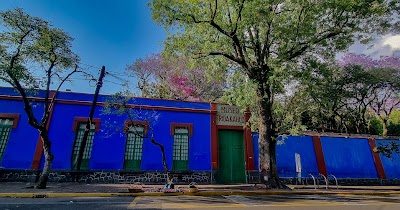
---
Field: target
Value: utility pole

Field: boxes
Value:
[76,66,106,171]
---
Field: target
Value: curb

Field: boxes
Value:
[1,190,400,198]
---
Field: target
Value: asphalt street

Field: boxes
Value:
[1,194,400,210]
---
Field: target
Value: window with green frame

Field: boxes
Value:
[173,127,189,171]
[123,125,144,170]
[71,123,95,170]
[0,118,13,163]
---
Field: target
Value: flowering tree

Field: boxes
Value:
[340,53,400,70]
[151,0,398,188]
[126,54,226,101]
[340,53,400,136]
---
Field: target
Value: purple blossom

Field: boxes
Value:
[127,53,224,101]
[340,53,400,70]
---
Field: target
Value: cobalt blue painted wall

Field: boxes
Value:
[48,103,211,171]
[276,136,319,177]
[252,133,259,170]
[1,87,211,171]
[320,137,378,178]
[0,99,40,169]
[251,134,319,177]
[376,139,400,179]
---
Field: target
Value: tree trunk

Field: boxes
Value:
[36,130,54,189]
[382,119,388,137]
[256,83,282,188]
[150,137,172,183]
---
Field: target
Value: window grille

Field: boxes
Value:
[173,127,189,170]
[71,123,95,170]
[124,125,144,170]
[0,118,13,163]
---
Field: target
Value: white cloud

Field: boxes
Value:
[347,34,400,58]
[382,35,400,49]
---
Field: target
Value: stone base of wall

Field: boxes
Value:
[280,177,400,186]
[2,169,400,186]
[0,169,214,184]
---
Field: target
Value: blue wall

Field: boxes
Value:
[252,135,400,179]
[321,137,378,178]
[3,86,400,179]
[251,134,319,177]
[376,139,400,179]
[252,133,259,170]
[0,99,41,169]
[276,136,319,177]
[1,87,211,171]
[48,104,211,171]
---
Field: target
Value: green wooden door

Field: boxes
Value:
[173,127,189,171]
[218,130,246,183]
[124,125,144,170]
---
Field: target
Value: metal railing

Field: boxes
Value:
[317,173,328,189]
[328,174,339,189]
[307,174,317,189]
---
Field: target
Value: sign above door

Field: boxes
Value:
[216,104,245,126]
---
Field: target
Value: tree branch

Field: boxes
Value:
[208,51,245,65]
[232,0,245,35]
[5,30,41,129]
[41,65,80,126]
[43,61,56,125]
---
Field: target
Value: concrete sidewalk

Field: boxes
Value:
[0,182,399,198]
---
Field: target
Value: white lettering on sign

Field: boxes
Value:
[216,104,245,126]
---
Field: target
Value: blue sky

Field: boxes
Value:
[1,1,399,94]
[0,0,166,94]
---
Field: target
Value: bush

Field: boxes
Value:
[370,117,383,135]
[387,122,400,136]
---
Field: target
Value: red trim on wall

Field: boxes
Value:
[123,120,149,134]
[31,91,56,169]
[368,137,387,179]
[0,95,212,114]
[0,95,46,102]
[31,140,44,170]
[170,123,193,136]
[0,113,20,128]
[210,103,218,169]
[312,136,328,176]
[72,117,101,132]
[244,107,255,170]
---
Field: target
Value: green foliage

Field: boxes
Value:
[296,58,400,136]
[150,0,398,181]
[387,122,400,136]
[389,110,400,124]
[0,8,80,90]
[150,0,398,134]
[370,117,384,136]
[0,8,81,188]
[387,110,400,136]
